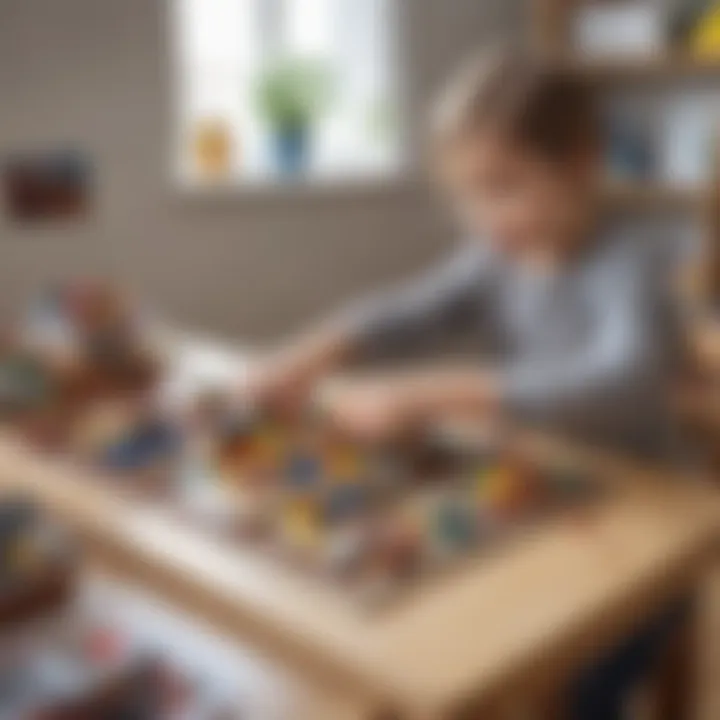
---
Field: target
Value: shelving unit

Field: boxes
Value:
[602,182,707,210]
[568,55,720,82]
[532,0,720,305]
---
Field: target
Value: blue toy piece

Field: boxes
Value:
[433,496,478,553]
[323,482,367,524]
[101,419,180,472]
[284,451,322,491]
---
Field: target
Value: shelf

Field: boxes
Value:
[565,55,720,83]
[602,183,707,209]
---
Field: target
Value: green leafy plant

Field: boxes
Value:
[254,57,333,134]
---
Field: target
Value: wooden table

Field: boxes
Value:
[695,318,720,376]
[0,342,717,719]
[682,319,720,472]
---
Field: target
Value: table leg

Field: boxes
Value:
[449,693,561,720]
[649,594,701,720]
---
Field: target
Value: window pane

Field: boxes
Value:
[174,0,401,184]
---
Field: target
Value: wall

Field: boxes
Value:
[0,0,517,340]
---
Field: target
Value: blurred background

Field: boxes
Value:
[0,0,718,339]
[1,3,720,718]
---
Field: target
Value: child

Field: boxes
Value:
[245,48,689,719]
[249,49,683,462]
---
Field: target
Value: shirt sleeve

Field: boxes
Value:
[501,239,677,427]
[341,245,493,360]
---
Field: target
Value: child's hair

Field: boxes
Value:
[432,47,600,163]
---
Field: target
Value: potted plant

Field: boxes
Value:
[254,57,332,176]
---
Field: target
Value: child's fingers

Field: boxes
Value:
[327,393,402,443]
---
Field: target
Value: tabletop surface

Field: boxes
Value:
[0,338,718,719]
[696,318,720,372]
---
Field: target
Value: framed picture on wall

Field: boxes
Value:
[2,150,92,223]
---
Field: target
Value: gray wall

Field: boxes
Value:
[0,0,518,339]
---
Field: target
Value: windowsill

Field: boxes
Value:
[172,169,424,204]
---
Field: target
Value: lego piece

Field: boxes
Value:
[280,499,322,553]
[100,416,179,473]
[431,494,478,556]
[284,450,323,491]
[324,444,364,483]
[323,482,368,524]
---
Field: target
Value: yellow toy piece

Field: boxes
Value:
[325,444,363,483]
[217,425,285,484]
[281,500,322,551]
[692,4,720,57]
[475,467,504,500]
[478,466,520,513]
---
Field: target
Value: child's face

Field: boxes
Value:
[440,129,598,257]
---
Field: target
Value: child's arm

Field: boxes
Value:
[497,243,673,428]
[324,242,675,439]
[318,368,499,441]
[249,246,489,411]
[340,245,489,361]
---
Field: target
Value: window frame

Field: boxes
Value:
[167,0,413,197]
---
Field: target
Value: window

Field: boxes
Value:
[173,0,402,187]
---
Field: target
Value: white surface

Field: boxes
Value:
[0,574,309,719]
[573,1,665,58]
[661,96,716,187]
[83,578,296,720]
[159,329,250,409]
[0,574,295,719]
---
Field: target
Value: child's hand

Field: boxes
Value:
[244,352,317,418]
[241,328,354,419]
[320,368,501,442]
[320,380,420,443]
